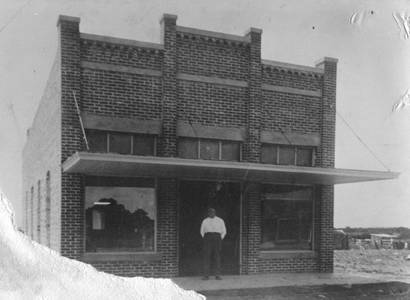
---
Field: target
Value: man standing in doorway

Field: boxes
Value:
[200,207,226,280]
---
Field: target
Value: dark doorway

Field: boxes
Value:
[179,181,241,276]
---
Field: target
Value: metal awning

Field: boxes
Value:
[62,152,399,185]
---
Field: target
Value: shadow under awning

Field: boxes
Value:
[62,152,399,185]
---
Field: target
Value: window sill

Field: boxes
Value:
[81,252,162,262]
[259,250,317,259]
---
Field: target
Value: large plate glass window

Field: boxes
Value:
[85,177,156,253]
[261,185,314,251]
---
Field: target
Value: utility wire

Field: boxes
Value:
[0,0,33,34]
[336,110,391,172]
[0,0,34,141]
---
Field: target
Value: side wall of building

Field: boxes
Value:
[22,53,62,252]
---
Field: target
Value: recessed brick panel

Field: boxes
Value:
[81,69,162,119]
[177,81,247,128]
[261,90,321,134]
[177,34,249,81]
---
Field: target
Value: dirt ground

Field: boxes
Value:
[202,282,410,299]
[202,250,410,299]
[334,249,410,278]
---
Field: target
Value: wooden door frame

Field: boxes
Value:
[177,179,242,276]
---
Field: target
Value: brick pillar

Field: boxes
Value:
[315,57,338,272]
[242,182,261,274]
[160,14,178,157]
[157,179,179,277]
[243,28,263,163]
[315,57,337,168]
[158,14,179,276]
[57,15,84,259]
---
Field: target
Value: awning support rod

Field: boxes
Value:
[72,90,90,151]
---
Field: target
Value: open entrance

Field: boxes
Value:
[179,181,241,276]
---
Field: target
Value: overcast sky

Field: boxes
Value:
[1,0,409,228]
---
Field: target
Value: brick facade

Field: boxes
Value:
[22,14,337,277]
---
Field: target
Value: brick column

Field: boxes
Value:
[242,182,261,274]
[315,57,337,168]
[157,178,179,277]
[158,14,179,276]
[315,57,338,272]
[57,15,84,259]
[160,14,178,157]
[243,28,262,163]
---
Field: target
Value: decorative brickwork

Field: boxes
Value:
[262,65,322,91]
[81,40,163,70]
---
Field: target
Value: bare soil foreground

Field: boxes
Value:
[202,281,410,299]
[201,250,410,299]
[335,249,410,278]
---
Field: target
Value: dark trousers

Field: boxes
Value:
[203,232,222,276]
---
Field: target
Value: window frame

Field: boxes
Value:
[83,176,158,254]
[260,184,316,252]
[86,130,157,156]
[178,137,242,162]
[260,144,316,167]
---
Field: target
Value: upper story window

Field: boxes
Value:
[261,144,315,167]
[178,138,241,161]
[86,130,156,156]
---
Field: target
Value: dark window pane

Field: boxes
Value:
[85,186,156,252]
[261,185,313,251]
[87,130,107,152]
[109,132,131,154]
[200,140,219,160]
[134,135,155,156]
[297,148,313,166]
[278,146,295,165]
[221,141,240,161]
[261,144,277,164]
[178,139,198,159]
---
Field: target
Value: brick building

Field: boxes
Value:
[22,14,397,277]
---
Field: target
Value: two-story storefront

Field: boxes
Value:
[22,14,398,277]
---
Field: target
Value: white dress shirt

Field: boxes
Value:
[200,216,226,239]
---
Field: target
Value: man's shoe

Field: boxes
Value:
[202,276,209,280]
[215,276,222,280]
